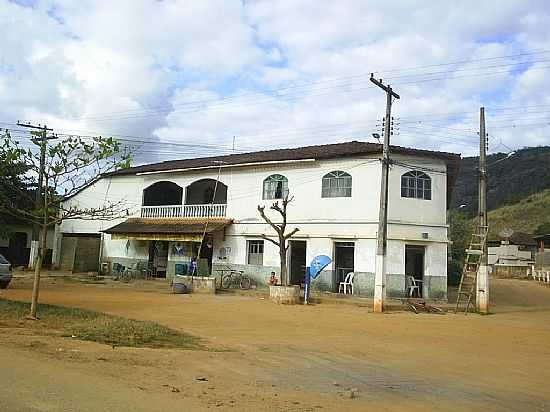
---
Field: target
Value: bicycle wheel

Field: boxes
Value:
[221,274,232,289]
[240,275,251,290]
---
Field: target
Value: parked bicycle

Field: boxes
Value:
[113,263,132,283]
[221,270,252,290]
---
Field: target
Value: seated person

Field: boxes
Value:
[267,271,278,286]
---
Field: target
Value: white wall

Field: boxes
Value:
[59,153,451,276]
[489,244,532,265]
[0,225,54,249]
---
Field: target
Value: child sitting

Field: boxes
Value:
[267,271,278,286]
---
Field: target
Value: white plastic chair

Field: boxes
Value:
[338,272,355,295]
[407,275,421,298]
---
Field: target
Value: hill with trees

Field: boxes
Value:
[487,189,550,237]
[451,146,550,215]
[447,145,550,284]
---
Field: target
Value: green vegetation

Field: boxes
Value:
[451,146,550,215]
[487,189,550,237]
[0,299,203,350]
[1,130,132,319]
[535,221,550,235]
[448,210,473,286]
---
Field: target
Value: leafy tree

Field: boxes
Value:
[0,130,131,319]
[257,195,299,286]
[535,221,550,235]
[448,209,473,286]
[0,131,33,238]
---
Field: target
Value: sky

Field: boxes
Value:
[1,0,550,165]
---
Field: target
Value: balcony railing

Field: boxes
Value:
[141,204,227,219]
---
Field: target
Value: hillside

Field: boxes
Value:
[487,188,550,237]
[451,146,550,214]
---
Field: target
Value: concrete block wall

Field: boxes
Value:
[212,262,279,288]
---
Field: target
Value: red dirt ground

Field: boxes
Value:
[1,277,549,411]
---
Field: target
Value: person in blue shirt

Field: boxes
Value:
[188,255,197,275]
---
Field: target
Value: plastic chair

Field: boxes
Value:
[338,272,355,295]
[407,275,421,297]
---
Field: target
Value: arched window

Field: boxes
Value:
[322,171,352,198]
[401,171,431,200]
[186,179,228,205]
[142,181,183,206]
[263,174,289,200]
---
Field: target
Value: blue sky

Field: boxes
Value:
[1,0,549,164]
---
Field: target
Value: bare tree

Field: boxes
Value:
[257,195,299,286]
[1,131,131,319]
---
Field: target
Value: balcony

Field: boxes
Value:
[141,204,227,219]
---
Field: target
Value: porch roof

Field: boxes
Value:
[103,218,232,241]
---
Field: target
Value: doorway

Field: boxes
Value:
[405,245,425,296]
[334,242,355,291]
[198,235,214,275]
[289,240,307,285]
[148,241,168,278]
[9,232,28,265]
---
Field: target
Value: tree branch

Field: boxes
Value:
[257,205,282,235]
[284,227,300,240]
[260,234,280,247]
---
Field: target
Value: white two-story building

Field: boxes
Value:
[54,141,460,299]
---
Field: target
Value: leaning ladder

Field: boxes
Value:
[454,225,489,314]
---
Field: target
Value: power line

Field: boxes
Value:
[372,49,550,74]
[64,49,550,120]
[58,57,550,123]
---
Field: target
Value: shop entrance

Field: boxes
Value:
[405,245,425,297]
[289,240,307,285]
[148,241,168,278]
[334,242,355,291]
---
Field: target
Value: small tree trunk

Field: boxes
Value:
[280,248,288,286]
[29,224,46,319]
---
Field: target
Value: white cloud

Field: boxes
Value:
[1,0,549,163]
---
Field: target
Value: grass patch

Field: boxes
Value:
[0,298,203,350]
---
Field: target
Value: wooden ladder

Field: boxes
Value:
[454,225,489,314]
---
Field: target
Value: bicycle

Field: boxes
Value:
[113,263,133,283]
[221,270,252,290]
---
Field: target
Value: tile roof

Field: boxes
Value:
[106,140,461,205]
[103,218,232,234]
[110,140,459,176]
[489,231,537,246]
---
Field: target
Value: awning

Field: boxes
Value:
[103,218,232,241]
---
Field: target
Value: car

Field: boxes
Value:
[0,253,12,289]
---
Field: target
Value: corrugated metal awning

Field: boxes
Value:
[104,218,232,241]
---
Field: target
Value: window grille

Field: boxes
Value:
[263,174,289,200]
[401,171,431,200]
[247,240,264,265]
[322,171,352,198]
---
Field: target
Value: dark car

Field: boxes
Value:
[0,253,12,289]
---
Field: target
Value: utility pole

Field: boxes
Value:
[17,122,56,319]
[476,108,489,313]
[370,74,400,313]
[17,122,54,269]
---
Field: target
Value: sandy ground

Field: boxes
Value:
[1,277,550,412]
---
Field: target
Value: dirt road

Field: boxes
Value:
[1,278,550,411]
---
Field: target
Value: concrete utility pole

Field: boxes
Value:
[17,122,55,270]
[476,108,489,313]
[17,122,57,319]
[370,74,400,313]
